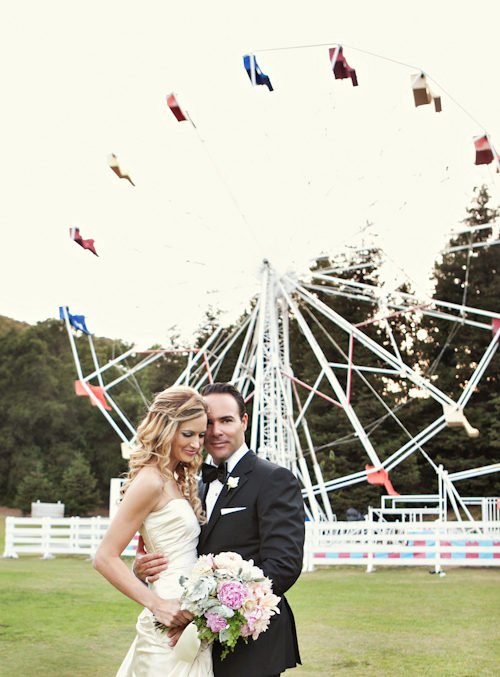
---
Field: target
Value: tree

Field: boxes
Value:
[14,461,56,514]
[60,452,98,516]
[0,319,134,506]
[0,314,197,510]
[413,185,500,497]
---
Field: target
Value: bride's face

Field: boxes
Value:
[169,415,207,470]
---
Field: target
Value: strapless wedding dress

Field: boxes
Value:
[117,499,213,677]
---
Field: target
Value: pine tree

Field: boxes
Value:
[14,461,56,514]
[414,185,500,497]
[60,452,98,516]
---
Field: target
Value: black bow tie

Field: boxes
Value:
[201,462,227,484]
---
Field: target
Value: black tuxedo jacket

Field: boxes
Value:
[198,451,305,677]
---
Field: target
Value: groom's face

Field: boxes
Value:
[203,393,248,465]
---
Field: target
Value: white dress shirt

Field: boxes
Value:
[205,443,249,520]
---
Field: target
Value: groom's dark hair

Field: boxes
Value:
[199,382,246,420]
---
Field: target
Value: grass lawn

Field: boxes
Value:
[1,517,499,676]
[287,566,500,677]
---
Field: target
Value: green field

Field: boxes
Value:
[1,517,499,676]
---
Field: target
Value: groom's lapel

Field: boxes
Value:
[198,451,256,551]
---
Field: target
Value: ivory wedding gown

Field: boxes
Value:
[117,499,213,677]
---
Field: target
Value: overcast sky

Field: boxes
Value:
[2,1,500,346]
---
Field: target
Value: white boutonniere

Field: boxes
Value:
[226,476,239,493]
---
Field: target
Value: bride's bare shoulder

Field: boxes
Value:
[130,468,181,510]
[131,466,165,492]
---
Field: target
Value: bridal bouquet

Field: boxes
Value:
[167,551,281,659]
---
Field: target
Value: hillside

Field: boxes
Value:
[0,314,31,337]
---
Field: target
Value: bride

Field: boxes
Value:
[93,386,213,677]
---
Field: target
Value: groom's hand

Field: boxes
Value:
[167,624,188,647]
[133,535,169,583]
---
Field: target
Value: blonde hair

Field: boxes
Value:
[121,386,208,523]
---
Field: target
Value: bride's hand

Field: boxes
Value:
[151,597,193,629]
[134,536,169,583]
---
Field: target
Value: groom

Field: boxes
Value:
[135,382,305,677]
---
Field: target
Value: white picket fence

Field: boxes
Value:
[4,515,500,571]
[303,520,500,572]
[2,516,139,559]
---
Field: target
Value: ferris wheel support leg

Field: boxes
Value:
[298,457,322,522]
[441,470,475,523]
[303,425,335,520]
[273,367,323,519]
[313,463,334,521]
[284,411,324,520]
[292,381,335,520]
[445,473,475,523]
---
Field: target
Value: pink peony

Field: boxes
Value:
[205,612,229,633]
[217,580,248,610]
[248,579,273,597]
[239,623,253,637]
[242,614,270,640]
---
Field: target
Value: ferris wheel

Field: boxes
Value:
[61,245,500,524]
[62,41,500,523]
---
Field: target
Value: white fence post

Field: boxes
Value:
[434,524,442,574]
[2,516,19,558]
[302,522,313,572]
[41,516,55,560]
[365,510,375,573]
[70,515,78,552]
[90,516,101,558]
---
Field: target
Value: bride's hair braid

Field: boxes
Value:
[120,386,208,523]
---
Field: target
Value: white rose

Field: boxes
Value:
[190,554,215,578]
[226,476,239,490]
[213,551,244,572]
